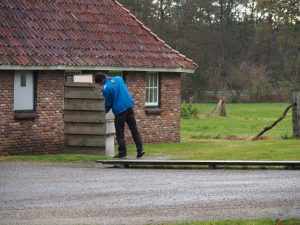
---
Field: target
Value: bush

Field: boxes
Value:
[181,104,199,119]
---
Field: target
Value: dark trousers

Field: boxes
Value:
[114,107,143,155]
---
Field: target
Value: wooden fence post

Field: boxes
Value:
[292,91,300,138]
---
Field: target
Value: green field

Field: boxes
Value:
[181,103,293,140]
[130,103,300,161]
[1,103,299,162]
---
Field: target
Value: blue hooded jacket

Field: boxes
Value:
[101,76,134,115]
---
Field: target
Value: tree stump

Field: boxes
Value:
[217,98,226,116]
[292,91,300,138]
[211,98,226,116]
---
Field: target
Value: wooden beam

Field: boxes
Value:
[65,86,103,99]
[97,160,300,169]
[64,99,105,111]
[65,123,105,135]
[64,111,105,123]
[65,134,105,147]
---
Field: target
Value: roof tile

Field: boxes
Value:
[0,0,197,70]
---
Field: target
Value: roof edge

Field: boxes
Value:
[0,65,196,73]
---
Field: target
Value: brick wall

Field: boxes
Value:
[0,70,64,155]
[0,70,181,155]
[125,72,181,145]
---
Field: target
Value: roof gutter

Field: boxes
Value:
[0,65,196,73]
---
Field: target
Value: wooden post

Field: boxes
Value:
[292,91,300,138]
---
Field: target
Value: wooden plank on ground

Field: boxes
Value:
[96,160,300,168]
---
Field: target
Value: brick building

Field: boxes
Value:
[0,0,197,155]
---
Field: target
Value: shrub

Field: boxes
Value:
[181,103,199,119]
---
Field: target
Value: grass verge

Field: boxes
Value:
[0,154,108,163]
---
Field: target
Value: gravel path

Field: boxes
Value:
[0,162,299,225]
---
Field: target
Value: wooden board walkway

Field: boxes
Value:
[96,160,300,169]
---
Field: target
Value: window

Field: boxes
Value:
[14,71,35,111]
[65,70,82,82]
[145,73,159,107]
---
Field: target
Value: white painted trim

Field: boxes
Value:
[0,65,195,73]
[145,102,159,107]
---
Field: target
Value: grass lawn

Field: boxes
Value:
[156,218,300,225]
[1,103,299,162]
[128,103,300,161]
[181,103,293,139]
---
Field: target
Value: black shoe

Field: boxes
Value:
[136,151,145,158]
[113,153,127,159]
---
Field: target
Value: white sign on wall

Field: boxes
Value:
[73,74,93,83]
[14,71,34,111]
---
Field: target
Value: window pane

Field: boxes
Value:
[146,75,150,87]
[149,88,153,102]
[154,88,157,102]
[154,75,157,86]
[151,74,154,87]
[149,74,152,87]
[146,88,149,102]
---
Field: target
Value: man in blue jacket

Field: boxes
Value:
[94,72,145,159]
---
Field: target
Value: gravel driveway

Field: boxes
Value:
[0,162,300,225]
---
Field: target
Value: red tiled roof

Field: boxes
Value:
[0,0,197,72]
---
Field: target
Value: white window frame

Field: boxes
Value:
[14,71,34,112]
[145,72,159,107]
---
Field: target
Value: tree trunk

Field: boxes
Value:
[292,91,300,138]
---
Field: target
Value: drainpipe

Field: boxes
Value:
[105,110,115,156]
